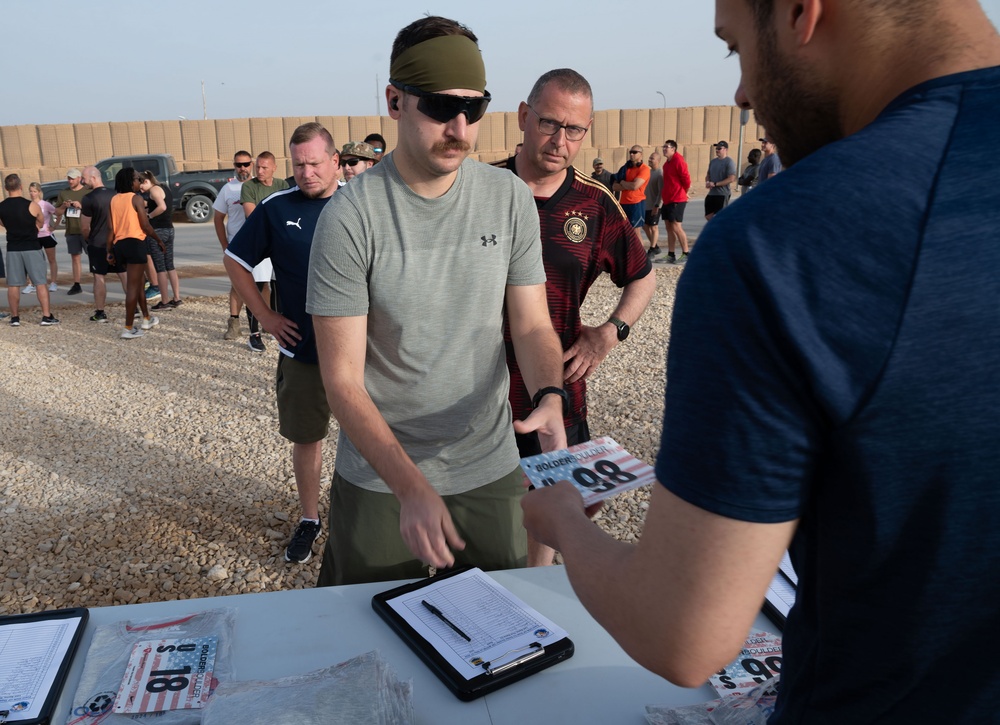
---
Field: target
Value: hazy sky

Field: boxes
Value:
[4,1,999,127]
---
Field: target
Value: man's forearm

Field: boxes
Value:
[324,378,431,499]
[214,217,228,249]
[312,316,432,500]
[511,324,565,398]
[608,273,656,328]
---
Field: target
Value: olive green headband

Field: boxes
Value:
[389,35,487,93]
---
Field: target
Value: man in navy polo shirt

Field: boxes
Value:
[224,122,340,565]
[522,1,1000,722]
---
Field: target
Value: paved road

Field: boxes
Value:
[2,197,714,312]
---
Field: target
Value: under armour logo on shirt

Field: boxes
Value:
[481,235,497,247]
[286,218,302,229]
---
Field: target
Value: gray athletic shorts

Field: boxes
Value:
[6,249,48,287]
[66,234,85,256]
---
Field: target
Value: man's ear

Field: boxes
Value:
[786,0,823,46]
[517,101,529,132]
[386,88,402,118]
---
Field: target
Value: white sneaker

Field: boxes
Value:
[22,284,35,294]
[140,316,160,330]
[121,327,145,339]
[48,282,58,292]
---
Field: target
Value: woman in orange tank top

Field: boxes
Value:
[108,167,164,339]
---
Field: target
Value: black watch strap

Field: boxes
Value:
[609,316,630,341]
[532,386,570,417]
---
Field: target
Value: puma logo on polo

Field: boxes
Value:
[286,218,302,229]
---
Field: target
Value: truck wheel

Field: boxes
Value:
[184,194,214,223]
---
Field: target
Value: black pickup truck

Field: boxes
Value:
[40,154,231,223]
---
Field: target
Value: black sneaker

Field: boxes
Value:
[10,316,20,327]
[67,282,83,295]
[247,334,266,353]
[90,310,109,323]
[40,315,60,326]
[667,252,677,264]
[646,247,661,260]
[167,299,183,308]
[285,519,322,563]
[151,301,172,311]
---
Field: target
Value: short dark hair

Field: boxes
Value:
[114,167,137,193]
[748,148,763,164]
[256,151,277,162]
[364,133,386,149]
[664,140,678,150]
[390,16,477,66]
[4,173,21,192]
[234,150,252,160]
[289,122,336,155]
[526,69,593,108]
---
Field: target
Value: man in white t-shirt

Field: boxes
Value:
[214,151,252,340]
[213,150,274,350]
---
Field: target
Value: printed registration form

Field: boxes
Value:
[0,611,85,722]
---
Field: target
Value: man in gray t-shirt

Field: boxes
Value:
[704,140,738,221]
[306,16,567,586]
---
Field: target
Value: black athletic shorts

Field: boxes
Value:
[704,194,729,216]
[39,235,57,249]
[662,202,687,223]
[644,209,661,226]
[88,244,125,275]
[113,237,147,266]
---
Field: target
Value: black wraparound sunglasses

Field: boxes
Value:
[234,161,252,168]
[389,81,491,124]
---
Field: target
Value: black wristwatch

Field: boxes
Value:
[532,386,570,417]
[608,316,630,341]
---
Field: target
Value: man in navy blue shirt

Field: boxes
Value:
[523,1,1000,722]
[224,122,340,565]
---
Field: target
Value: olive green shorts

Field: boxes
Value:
[275,355,331,444]
[316,467,527,586]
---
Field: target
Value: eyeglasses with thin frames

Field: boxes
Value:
[526,105,589,142]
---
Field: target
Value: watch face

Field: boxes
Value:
[617,323,630,341]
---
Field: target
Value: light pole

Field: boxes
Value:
[656,91,666,109]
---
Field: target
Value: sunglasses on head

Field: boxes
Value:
[390,81,491,124]
[234,161,252,168]
[341,158,367,167]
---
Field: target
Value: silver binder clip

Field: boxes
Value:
[482,642,545,676]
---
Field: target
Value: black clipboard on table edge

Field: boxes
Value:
[0,607,88,725]
[371,567,575,701]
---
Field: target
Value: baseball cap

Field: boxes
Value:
[759,137,773,143]
[714,141,729,149]
[340,141,377,161]
[593,157,604,166]
[66,168,82,178]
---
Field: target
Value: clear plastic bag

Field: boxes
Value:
[201,650,413,725]
[65,608,236,725]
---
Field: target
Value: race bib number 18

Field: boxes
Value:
[115,636,218,713]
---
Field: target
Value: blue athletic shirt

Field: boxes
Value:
[226,187,333,363]
[656,66,1000,723]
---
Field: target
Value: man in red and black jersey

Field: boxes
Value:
[502,69,656,566]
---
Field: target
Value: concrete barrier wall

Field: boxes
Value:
[1,107,762,193]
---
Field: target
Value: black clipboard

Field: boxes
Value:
[371,567,574,701]
[0,607,88,725]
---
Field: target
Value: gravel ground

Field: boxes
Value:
[0,263,683,615]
